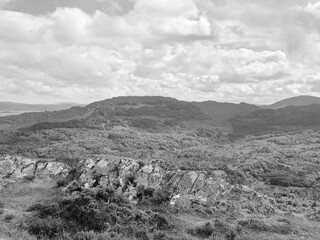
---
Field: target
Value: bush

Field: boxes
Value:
[188,222,214,238]
[135,230,149,240]
[153,230,167,240]
[0,201,4,215]
[150,189,170,206]
[56,178,69,187]
[238,219,292,234]
[23,175,36,182]
[143,187,155,198]
[26,216,64,239]
[150,214,171,231]
[4,213,15,222]
[24,185,173,239]
[0,201,5,209]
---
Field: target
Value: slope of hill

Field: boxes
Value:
[230,104,320,136]
[193,101,260,123]
[264,95,320,109]
[0,96,262,131]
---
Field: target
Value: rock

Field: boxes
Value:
[95,158,120,174]
[99,176,109,187]
[0,155,71,184]
[170,194,208,209]
[37,162,70,178]
[136,165,154,186]
[21,163,36,176]
[83,158,96,169]
[177,171,199,193]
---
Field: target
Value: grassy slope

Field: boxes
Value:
[2,129,320,239]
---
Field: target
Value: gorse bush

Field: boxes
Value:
[26,216,64,239]
[0,201,4,215]
[136,186,170,206]
[188,222,214,238]
[24,187,172,239]
[0,201,5,209]
[3,213,15,222]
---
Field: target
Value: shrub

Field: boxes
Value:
[26,216,64,239]
[56,178,69,187]
[23,175,36,182]
[143,187,155,198]
[4,213,15,222]
[150,214,171,231]
[0,201,4,215]
[24,186,173,239]
[150,189,170,206]
[153,230,167,240]
[135,230,149,240]
[238,219,292,234]
[188,222,214,238]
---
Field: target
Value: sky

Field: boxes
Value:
[0,0,320,104]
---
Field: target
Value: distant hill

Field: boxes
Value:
[263,95,320,109]
[5,95,320,134]
[0,102,83,112]
[193,101,260,123]
[0,96,262,130]
[230,104,320,136]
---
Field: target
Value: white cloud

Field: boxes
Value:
[0,0,319,104]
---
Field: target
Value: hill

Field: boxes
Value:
[264,95,320,109]
[0,96,261,131]
[230,104,320,136]
[193,101,260,123]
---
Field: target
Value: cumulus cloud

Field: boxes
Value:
[0,0,319,103]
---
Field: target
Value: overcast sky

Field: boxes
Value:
[0,0,319,104]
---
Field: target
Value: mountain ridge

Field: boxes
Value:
[2,95,320,132]
[263,95,320,109]
[0,96,259,130]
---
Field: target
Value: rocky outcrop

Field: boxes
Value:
[0,155,71,189]
[62,156,275,215]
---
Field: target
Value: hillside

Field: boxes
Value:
[2,130,320,239]
[230,104,320,136]
[0,96,261,131]
[264,95,320,109]
[193,101,260,123]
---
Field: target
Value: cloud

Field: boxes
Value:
[280,2,320,65]
[0,0,319,104]
[0,0,10,7]
[134,43,289,84]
